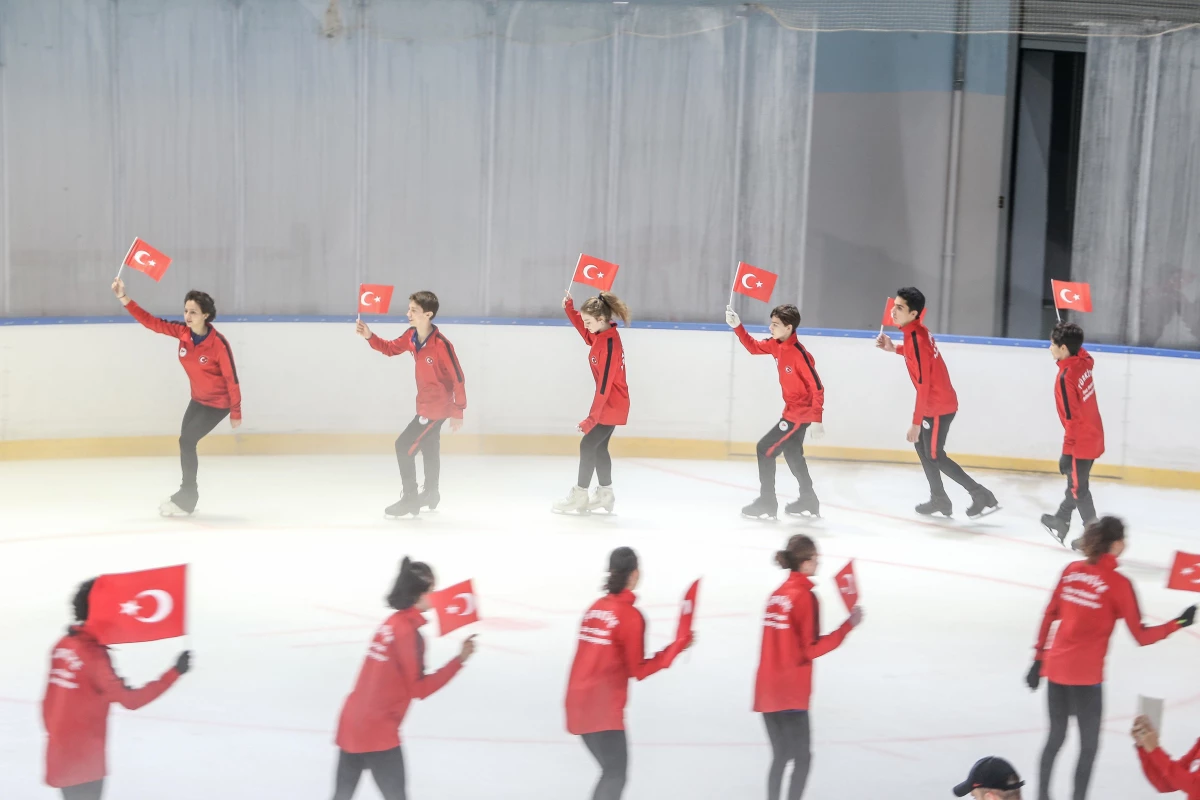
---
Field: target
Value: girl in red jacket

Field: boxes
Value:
[554,291,631,515]
[333,557,475,800]
[1133,714,1200,799]
[1040,322,1105,549]
[1027,517,1195,800]
[755,534,862,800]
[112,278,242,517]
[725,303,826,519]
[42,580,190,800]
[565,547,690,800]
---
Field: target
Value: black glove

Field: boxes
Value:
[1025,660,1042,691]
[1177,605,1197,628]
[175,651,192,675]
[1058,454,1072,475]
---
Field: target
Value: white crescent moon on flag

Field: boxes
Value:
[360,291,376,306]
[1059,288,1075,303]
[453,593,475,616]
[741,273,757,289]
[133,589,174,624]
[582,264,598,279]
[133,250,152,266]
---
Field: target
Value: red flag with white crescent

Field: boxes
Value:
[358,283,395,315]
[428,579,480,636]
[572,254,619,292]
[1051,280,1093,312]
[122,238,172,282]
[85,565,188,644]
[676,579,700,644]
[1167,552,1200,593]
[732,262,777,304]
[834,561,858,612]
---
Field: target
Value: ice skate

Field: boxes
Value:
[158,499,193,517]
[1070,535,1084,552]
[384,494,421,519]
[417,486,440,511]
[552,485,591,515]
[966,488,1001,519]
[916,495,953,518]
[784,494,820,519]
[586,485,615,514]
[742,495,778,520]
[1041,513,1070,546]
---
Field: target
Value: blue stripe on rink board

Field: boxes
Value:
[3,314,1198,360]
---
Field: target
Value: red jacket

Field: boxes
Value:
[564,590,685,735]
[125,301,242,420]
[734,326,824,424]
[42,627,180,788]
[368,326,467,421]
[565,299,630,433]
[336,608,463,753]
[1055,349,1105,460]
[1138,739,1200,799]
[1034,553,1178,685]
[754,572,852,713]
[893,320,958,425]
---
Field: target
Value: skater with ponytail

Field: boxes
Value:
[755,535,863,800]
[554,290,631,515]
[565,547,692,800]
[332,557,475,799]
[1028,516,1195,800]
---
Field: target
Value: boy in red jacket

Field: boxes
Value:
[725,303,826,519]
[42,580,190,800]
[1040,323,1105,549]
[356,291,466,519]
[333,558,474,800]
[875,287,999,519]
[1133,715,1200,800]
[113,278,242,517]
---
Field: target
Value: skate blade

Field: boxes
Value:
[384,512,420,520]
[967,504,1003,520]
[742,513,778,521]
[786,512,821,523]
[1040,523,1070,547]
[551,508,591,516]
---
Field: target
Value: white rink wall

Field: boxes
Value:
[1,319,1199,477]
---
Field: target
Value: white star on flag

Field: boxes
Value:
[756,281,763,288]
[597,272,604,278]
[1184,567,1195,576]
[119,600,141,616]
[447,604,461,614]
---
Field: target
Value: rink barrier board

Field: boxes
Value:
[2,314,1199,360]
[3,433,1199,490]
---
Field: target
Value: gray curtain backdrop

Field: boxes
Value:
[1072,26,1200,349]
[0,0,816,321]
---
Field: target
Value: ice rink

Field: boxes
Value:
[2,453,1197,799]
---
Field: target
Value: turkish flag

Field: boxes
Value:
[358,283,394,315]
[572,254,619,292]
[675,579,700,644]
[1167,552,1200,593]
[122,238,172,282]
[882,298,928,327]
[85,565,187,645]
[732,262,777,304]
[1051,280,1093,312]
[428,579,480,636]
[834,561,858,612]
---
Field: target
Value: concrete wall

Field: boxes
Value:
[3,318,1198,488]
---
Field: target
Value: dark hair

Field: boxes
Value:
[604,547,639,594]
[1051,322,1085,356]
[581,292,631,326]
[1081,516,1125,563]
[896,286,926,316]
[73,579,96,622]
[770,304,801,332]
[184,290,216,323]
[409,291,440,319]
[386,557,435,610]
[775,534,817,571]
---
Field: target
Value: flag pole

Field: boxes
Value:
[879,296,889,337]
[116,238,137,281]
[565,254,581,296]
[727,261,741,308]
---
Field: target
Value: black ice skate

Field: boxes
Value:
[966,488,1001,519]
[417,486,441,511]
[742,496,778,520]
[916,495,953,518]
[1040,514,1070,546]
[1070,535,1084,552]
[161,488,198,517]
[784,495,821,519]
[384,494,421,519]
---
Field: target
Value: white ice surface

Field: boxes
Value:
[1,454,1198,799]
